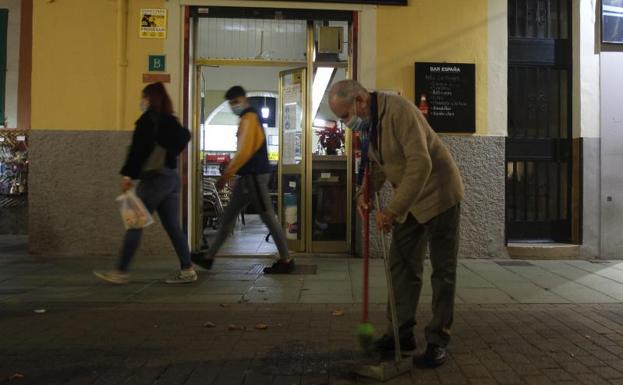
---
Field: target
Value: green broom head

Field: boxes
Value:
[357,323,376,353]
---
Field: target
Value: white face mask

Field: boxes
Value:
[345,103,371,132]
[231,104,245,116]
[140,100,149,113]
[347,116,370,132]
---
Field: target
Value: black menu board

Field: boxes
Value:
[414,62,476,133]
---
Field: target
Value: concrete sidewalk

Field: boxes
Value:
[1,235,623,305]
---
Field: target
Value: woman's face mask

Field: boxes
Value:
[140,98,149,113]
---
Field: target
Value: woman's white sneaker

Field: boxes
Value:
[93,270,129,284]
[165,269,198,284]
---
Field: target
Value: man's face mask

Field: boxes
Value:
[345,102,371,132]
[231,104,245,116]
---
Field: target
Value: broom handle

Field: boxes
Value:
[362,168,370,323]
[376,193,402,363]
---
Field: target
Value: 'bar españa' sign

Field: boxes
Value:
[415,62,476,134]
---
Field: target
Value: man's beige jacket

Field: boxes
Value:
[367,93,465,224]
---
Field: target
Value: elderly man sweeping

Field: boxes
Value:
[329,80,464,367]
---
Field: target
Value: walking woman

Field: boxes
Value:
[94,82,197,284]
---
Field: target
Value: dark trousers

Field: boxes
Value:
[118,170,192,272]
[388,204,461,347]
[207,173,289,260]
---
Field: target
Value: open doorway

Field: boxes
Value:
[187,8,355,256]
[199,66,297,256]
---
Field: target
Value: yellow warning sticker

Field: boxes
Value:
[139,9,167,39]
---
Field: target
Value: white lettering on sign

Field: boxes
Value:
[441,66,461,73]
[430,66,461,73]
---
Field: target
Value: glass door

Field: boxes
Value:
[309,66,351,253]
[308,21,352,253]
[278,68,308,252]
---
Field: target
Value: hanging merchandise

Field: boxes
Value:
[0,130,28,208]
[284,192,298,240]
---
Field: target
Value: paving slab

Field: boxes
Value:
[2,302,623,385]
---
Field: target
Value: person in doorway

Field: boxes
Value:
[94,82,196,285]
[329,80,464,367]
[192,86,295,274]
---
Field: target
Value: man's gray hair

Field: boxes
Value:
[329,80,368,103]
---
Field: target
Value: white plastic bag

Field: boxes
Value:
[116,190,154,230]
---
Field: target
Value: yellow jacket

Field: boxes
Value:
[222,111,267,178]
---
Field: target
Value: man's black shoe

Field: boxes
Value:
[191,254,214,270]
[373,334,416,356]
[415,344,447,368]
[263,259,295,274]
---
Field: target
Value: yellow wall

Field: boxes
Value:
[32,0,165,131]
[32,0,491,135]
[124,0,168,129]
[376,0,489,135]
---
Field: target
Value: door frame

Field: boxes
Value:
[278,66,308,252]
[185,8,357,254]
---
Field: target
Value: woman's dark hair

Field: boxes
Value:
[142,82,174,114]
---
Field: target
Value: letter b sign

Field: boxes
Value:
[148,55,166,72]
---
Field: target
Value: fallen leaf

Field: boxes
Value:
[332,309,345,317]
[257,289,266,293]
[33,309,46,314]
[228,324,243,331]
[9,373,24,380]
[203,321,216,328]
[255,323,269,330]
[220,303,231,308]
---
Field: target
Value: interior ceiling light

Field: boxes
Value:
[311,67,336,122]
[262,97,270,119]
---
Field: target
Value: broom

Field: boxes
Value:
[357,167,376,352]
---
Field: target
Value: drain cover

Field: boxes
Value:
[252,264,317,275]
[249,264,265,274]
[495,260,533,267]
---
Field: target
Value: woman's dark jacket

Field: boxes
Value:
[121,111,191,179]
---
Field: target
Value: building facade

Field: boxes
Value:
[15,0,621,260]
